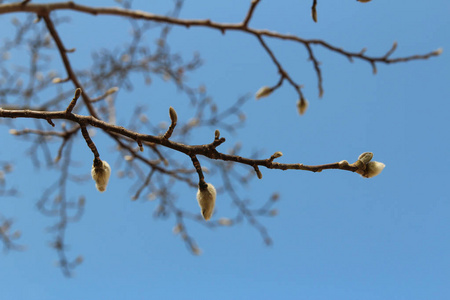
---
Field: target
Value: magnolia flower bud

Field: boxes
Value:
[105,87,119,96]
[297,98,309,115]
[255,86,273,100]
[272,151,283,159]
[433,48,443,56]
[362,161,385,178]
[196,183,216,221]
[358,152,373,164]
[91,159,111,192]
[9,129,19,135]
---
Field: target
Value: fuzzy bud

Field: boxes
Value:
[297,98,309,115]
[271,151,283,159]
[255,86,273,100]
[91,159,111,192]
[358,152,373,164]
[362,161,385,178]
[196,183,216,221]
[105,87,119,96]
[9,129,19,135]
[433,48,443,56]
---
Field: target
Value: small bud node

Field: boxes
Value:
[255,86,273,99]
[297,98,309,115]
[169,106,178,124]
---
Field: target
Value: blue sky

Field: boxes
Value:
[0,0,450,299]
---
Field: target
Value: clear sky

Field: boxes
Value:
[1,0,450,299]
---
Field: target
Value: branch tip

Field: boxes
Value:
[163,107,178,140]
[254,165,263,179]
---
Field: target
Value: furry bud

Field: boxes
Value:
[255,86,273,100]
[362,161,385,178]
[358,152,373,164]
[272,151,283,159]
[91,159,111,192]
[297,98,309,115]
[196,183,216,221]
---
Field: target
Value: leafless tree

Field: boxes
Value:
[0,0,441,276]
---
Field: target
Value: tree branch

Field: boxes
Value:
[0,1,441,102]
[0,107,364,175]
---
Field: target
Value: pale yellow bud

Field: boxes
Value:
[272,151,283,159]
[105,87,119,96]
[362,161,385,178]
[91,160,111,192]
[433,48,444,56]
[52,77,63,84]
[255,86,273,100]
[196,183,216,221]
[9,129,19,135]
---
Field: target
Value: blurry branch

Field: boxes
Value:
[36,139,85,277]
[0,1,441,102]
[0,216,24,252]
[0,105,369,176]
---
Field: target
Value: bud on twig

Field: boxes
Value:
[297,98,309,115]
[91,159,111,192]
[255,86,273,100]
[105,87,119,96]
[9,129,19,136]
[358,152,373,164]
[270,151,283,161]
[163,107,178,140]
[433,48,444,56]
[197,183,216,221]
[362,161,386,178]
[169,106,178,124]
